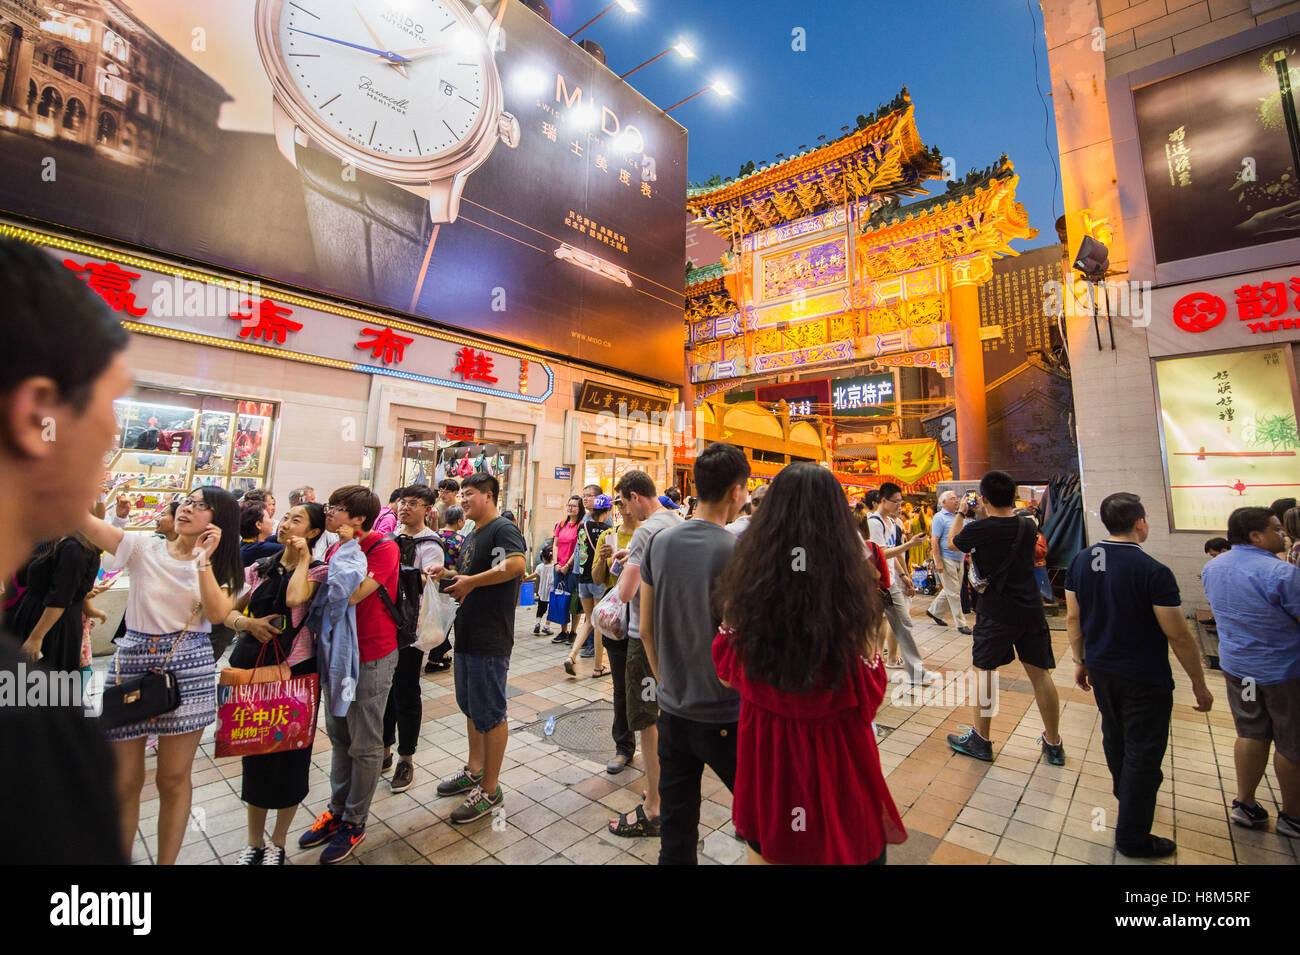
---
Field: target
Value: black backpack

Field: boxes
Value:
[377,533,435,648]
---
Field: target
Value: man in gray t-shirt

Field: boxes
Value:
[624,508,682,640]
[639,442,749,864]
[641,520,738,721]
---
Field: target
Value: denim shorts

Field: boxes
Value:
[454,651,510,733]
[578,582,606,600]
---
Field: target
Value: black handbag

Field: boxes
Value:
[100,601,200,730]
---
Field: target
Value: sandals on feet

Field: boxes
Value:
[608,803,661,838]
[563,660,576,676]
[591,666,610,678]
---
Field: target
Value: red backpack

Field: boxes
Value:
[865,540,891,591]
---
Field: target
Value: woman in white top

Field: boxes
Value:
[81,486,242,865]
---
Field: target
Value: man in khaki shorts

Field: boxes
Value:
[1201,506,1300,839]
[606,470,682,838]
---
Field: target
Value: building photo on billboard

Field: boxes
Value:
[0,0,687,382]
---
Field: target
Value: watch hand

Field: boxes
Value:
[389,44,451,60]
[354,4,408,77]
[287,27,411,63]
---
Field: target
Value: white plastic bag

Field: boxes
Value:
[591,586,628,641]
[414,581,456,651]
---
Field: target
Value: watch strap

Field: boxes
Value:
[295,144,433,305]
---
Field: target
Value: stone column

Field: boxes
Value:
[2,27,35,114]
[949,256,991,480]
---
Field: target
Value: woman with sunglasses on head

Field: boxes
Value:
[81,486,242,865]
[224,502,326,865]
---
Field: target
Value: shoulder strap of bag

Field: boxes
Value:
[988,518,1034,595]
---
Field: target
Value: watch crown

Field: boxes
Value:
[498,112,520,149]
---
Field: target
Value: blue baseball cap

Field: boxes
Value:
[592,494,613,511]
[658,495,680,509]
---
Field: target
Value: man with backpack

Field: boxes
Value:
[946,471,1065,766]
[381,485,447,794]
[868,483,934,686]
[298,485,400,863]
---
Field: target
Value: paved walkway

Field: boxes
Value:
[120,603,1299,865]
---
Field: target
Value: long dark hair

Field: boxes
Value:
[563,495,585,526]
[713,463,881,693]
[301,502,326,555]
[194,486,243,595]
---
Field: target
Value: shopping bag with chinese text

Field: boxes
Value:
[214,673,318,757]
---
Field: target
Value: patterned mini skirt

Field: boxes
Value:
[104,629,217,741]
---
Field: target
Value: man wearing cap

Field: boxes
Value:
[567,493,614,676]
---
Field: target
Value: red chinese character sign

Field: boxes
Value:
[356,327,415,365]
[229,299,303,344]
[63,259,147,317]
[40,243,553,403]
[454,347,499,383]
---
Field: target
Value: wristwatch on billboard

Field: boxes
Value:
[255,0,520,307]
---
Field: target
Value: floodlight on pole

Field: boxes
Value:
[620,40,696,79]
[664,79,732,113]
[568,0,639,40]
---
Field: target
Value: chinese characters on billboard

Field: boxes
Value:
[1134,35,1300,264]
[829,373,895,418]
[1153,346,1300,531]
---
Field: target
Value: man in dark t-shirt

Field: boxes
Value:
[431,472,526,825]
[947,471,1065,766]
[1065,492,1212,859]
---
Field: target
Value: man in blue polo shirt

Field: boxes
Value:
[1065,492,1213,858]
[1202,506,1300,839]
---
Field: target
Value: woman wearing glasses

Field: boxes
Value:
[81,486,243,865]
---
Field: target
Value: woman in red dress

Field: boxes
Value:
[712,463,907,865]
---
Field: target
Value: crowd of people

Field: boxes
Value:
[2,235,1297,866]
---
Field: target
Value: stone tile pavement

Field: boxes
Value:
[120,603,1299,865]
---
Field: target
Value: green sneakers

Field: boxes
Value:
[436,765,483,797]
[450,784,504,825]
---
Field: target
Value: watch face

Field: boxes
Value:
[274,0,489,161]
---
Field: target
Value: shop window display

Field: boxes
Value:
[400,430,527,517]
[107,388,278,529]
[583,449,667,495]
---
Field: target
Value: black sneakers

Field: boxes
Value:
[235,845,264,865]
[1039,734,1066,766]
[1117,835,1177,858]
[1230,800,1269,829]
[947,725,994,761]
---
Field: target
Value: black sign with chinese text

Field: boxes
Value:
[1134,34,1300,264]
[577,381,672,416]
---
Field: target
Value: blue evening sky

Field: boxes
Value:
[547,0,1062,250]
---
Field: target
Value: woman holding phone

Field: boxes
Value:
[225,502,327,865]
[80,485,242,865]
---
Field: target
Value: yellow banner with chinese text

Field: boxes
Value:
[876,439,944,487]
